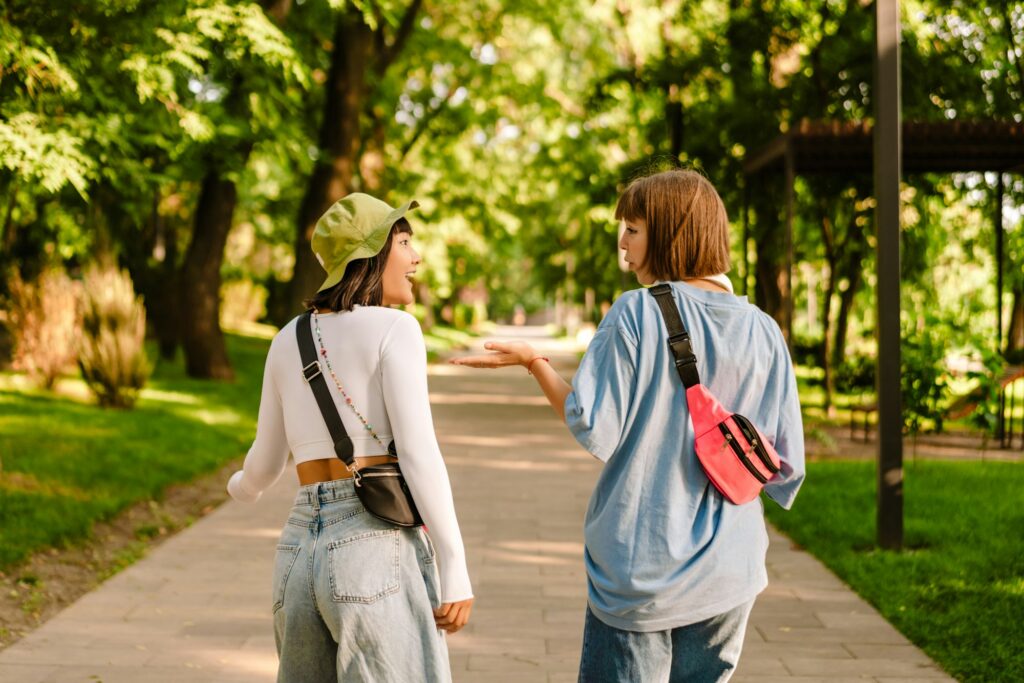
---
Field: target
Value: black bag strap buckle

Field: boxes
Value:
[302,360,322,383]
[649,285,702,388]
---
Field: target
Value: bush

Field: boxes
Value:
[220,279,268,328]
[77,266,150,409]
[901,313,950,435]
[4,268,81,389]
[835,354,876,394]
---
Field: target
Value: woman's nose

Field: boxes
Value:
[411,248,421,264]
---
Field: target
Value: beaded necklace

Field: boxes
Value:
[311,310,387,450]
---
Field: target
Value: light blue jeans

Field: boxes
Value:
[577,599,755,683]
[272,479,450,682]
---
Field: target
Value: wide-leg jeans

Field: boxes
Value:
[272,479,450,682]
[577,599,755,683]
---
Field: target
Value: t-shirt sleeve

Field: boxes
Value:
[563,310,638,463]
[380,313,473,603]
[763,333,806,509]
[227,338,290,503]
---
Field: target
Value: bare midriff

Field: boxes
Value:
[296,455,400,485]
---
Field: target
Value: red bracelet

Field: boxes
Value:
[526,356,550,375]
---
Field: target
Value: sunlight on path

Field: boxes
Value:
[0,325,953,682]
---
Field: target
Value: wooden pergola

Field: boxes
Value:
[742,110,1024,549]
[742,118,1024,347]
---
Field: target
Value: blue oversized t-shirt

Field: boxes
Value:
[564,281,805,632]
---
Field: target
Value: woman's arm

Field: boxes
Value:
[227,345,290,502]
[451,341,571,421]
[380,314,474,613]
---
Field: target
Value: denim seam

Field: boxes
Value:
[307,518,324,619]
[327,530,401,604]
[272,545,300,613]
[321,508,367,528]
[419,528,436,565]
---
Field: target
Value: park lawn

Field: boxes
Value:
[765,460,1024,683]
[0,332,271,570]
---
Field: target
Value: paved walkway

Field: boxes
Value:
[0,327,954,682]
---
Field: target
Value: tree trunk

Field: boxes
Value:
[821,258,837,414]
[665,85,683,158]
[179,170,239,380]
[111,189,182,361]
[832,250,864,369]
[753,189,788,332]
[280,15,374,322]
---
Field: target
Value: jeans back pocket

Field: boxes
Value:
[272,544,301,613]
[328,529,401,603]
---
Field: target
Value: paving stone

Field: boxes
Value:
[733,677,870,683]
[0,663,58,683]
[783,657,951,678]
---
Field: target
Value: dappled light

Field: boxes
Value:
[2,0,1022,680]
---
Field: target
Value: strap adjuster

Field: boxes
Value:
[675,357,697,369]
[302,360,322,383]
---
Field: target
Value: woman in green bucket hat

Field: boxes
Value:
[228,193,474,682]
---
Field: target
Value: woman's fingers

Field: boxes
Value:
[449,353,515,368]
[448,340,535,368]
[435,599,473,633]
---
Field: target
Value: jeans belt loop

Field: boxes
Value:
[312,483,322,513]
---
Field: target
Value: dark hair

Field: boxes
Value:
[614,169,730,280]
[304,218,413,312]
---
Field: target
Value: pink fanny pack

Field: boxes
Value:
[650,285,781,505]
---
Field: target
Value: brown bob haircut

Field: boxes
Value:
[614,168,731,281]
[304,218,413,312]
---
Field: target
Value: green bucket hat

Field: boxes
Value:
[311,193,419,292]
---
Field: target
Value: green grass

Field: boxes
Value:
[766,460,1024,682]
[0,333,270,570]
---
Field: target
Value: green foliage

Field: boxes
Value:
[78,267,151,408]
[2,0,1022,379]
[834,354,876,394]
[766,460,1024,683]
[901,312,952,436]
[964,340,1007,437]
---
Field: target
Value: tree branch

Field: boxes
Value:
[1003,4,1024,102]
[376,0,424,77]
[399,83,459,162]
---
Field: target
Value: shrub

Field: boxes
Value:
[901,313,951,436]
[78,266,150,409]
[220,279,267,329]
[4,268,81,389]
[835,354,876,394]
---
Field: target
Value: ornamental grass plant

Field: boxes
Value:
[4,267,81,390]
[77,266,150,409]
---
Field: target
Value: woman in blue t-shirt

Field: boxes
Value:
[452,169,805,682]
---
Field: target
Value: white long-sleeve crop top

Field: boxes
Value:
[226,306,473,602]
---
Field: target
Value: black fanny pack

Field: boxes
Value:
[296,311,423,527]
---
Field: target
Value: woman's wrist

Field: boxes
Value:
[526,356,550,375]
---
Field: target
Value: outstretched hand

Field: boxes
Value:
[449,341,537,369]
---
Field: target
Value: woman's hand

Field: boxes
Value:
[434,598,474,633]
[449,341,537,369]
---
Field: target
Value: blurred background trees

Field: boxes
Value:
[1,0,1021,425]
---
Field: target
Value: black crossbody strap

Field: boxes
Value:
[295,311,356,465]
[649,284,701,388]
